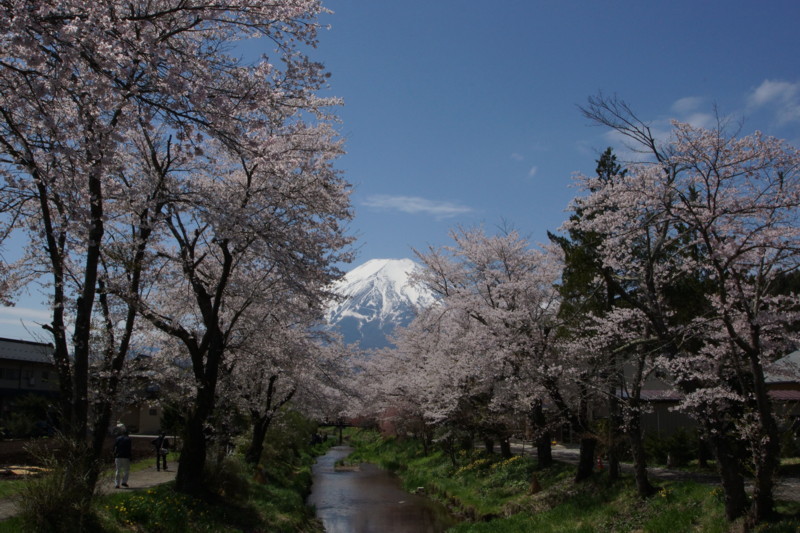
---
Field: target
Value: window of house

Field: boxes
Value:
[149,407,158,416]
[41,371,49,381]
[4,369,19,380]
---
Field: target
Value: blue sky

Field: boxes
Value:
[2,0,800,340]
[314,0,800,261]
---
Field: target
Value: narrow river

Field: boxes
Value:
[307,445,458,533]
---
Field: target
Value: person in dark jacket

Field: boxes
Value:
[113,428,132,488]
[151,431,170,471]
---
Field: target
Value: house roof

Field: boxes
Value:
[617,389,684,401]
[639,389,684,402]
[768,389,800,401]
[631,388,800,402]
[765,350,800,384]
[0,337,54,364]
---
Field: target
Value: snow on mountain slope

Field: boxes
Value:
[326,258,435,350]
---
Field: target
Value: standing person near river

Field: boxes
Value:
[151,431,170,471]
[113,428,132,488]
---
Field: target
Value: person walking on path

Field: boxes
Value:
[151,431,170,472]
[113,428,132,488]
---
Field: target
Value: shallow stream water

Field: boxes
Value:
[307,445,458,533]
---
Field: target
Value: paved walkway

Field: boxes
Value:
[0,465,177,521]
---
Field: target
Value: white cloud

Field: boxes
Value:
[362,195,474,220]
[684,112,716,129]
[510,153,524,161]
[528,166,538,178]
[601,127,670,163]
[0,306,51,342]
[0,306,50,321]
[672,96,704,115]
[748,80,800,123]
[669,96,715,129]
[749,80,798,107]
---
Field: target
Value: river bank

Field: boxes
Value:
[0,418,334,531]
[343,429,800,533]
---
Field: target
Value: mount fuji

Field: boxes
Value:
[326,258,436,350]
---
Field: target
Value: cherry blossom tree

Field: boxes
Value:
[664,123,800,522]
[375,228,590,469]
[131,130,351,491]
[0,0,347,498]
[570,112,800,522]
[217,297,354,466]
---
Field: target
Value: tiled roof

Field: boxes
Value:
[618,389,684,401]
[768,389,800,401]
[765,350,800,384]
[639,389,684,402]
[624,388,800,402]
[0,337,54,364]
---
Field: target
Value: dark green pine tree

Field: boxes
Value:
[548,148,657,491]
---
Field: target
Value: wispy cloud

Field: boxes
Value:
[0,306,50,321]
[0,306,52,341]
[510,153,525,161]
[670,96,715,129]
[601,96,718,163]
[747,79,800,123]
[528,166,538,178]
[671,96,705,115]
[362,194,474,220]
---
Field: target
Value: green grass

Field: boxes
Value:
[0,417,336,531]
[0,455,158,503]
[0,478,25,499]
[129,453,171,473]
[94,442,331,533]
[345,429,800,533]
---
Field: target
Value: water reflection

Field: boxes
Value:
[307,446,457,533]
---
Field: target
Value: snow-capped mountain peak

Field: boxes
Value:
[326,258,434,349]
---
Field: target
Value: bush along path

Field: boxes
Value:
[344,430,800,533]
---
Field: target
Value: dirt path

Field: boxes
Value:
[0,465,176,521]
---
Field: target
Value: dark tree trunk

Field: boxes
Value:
[711,433,748,521]
[245,417,271,465]
[752,447,779,524]
[749,352,781,523]
[698,438,711,468]
[243,376,294,466]
[574,436,597,482]
[70,172,106,444]
[175,348,220,494]
[536,436,552,468]
[531,401,552,468]
[628,416,657,497]
[499,437,512,459]
[176,411,209,493]
[607,383,621,481]
[483,438,495,454]
[574,380,597,482]
[169,241,231,494]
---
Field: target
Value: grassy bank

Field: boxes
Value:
[345,429,800,533]
[93,442,331,533]
[0,418,336,532]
